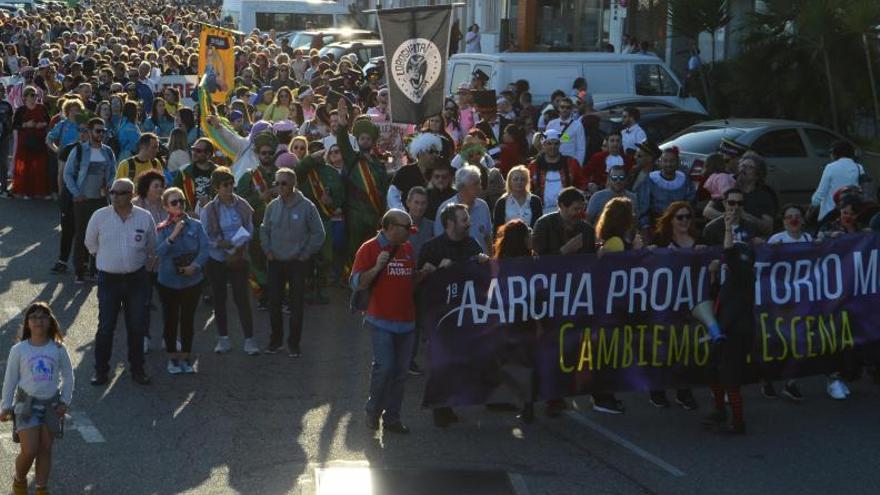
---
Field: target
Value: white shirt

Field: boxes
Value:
[542,171,563,214]
[768,231,813,244]
[505,195,533,225]
[84,205,157,274]
[621,123,647,153]
[811,157,863,221]
[546,117,586,165]
[1,340,74,410]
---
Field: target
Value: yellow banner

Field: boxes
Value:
[198,26,235,105]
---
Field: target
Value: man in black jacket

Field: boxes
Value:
[472,90,512,160]
[419,203,489,427]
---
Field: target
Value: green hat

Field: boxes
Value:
[253,131,279,151]
[352,117,379,141]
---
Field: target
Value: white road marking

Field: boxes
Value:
[68,411,106,443]
[173,392,196,419]
[507,473,532,495]
[563,410,686,477]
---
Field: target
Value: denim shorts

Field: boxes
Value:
[15,404,48,433]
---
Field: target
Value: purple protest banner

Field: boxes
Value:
[419,234,880,408]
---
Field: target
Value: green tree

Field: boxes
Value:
[840,0,880,136]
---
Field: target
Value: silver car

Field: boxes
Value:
[661,119,861,205]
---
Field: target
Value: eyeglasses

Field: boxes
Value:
[609,175,626,182]
[93,128,106,134]
[168,198,184,206]
[109,190,132,196]
[726,200,745,207]
[675,214,692,221]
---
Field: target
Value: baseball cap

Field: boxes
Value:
[543,129,562,142]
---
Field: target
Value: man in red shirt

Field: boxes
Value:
[351,209,429,434]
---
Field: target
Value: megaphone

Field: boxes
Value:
[692,300,722,343]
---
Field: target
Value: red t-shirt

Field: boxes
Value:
[352,236,416,323]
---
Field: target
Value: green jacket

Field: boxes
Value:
[236,164,278,225]
[337,126,389,218]
[295,155,345,221]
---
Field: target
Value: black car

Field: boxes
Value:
[594,107,708,145]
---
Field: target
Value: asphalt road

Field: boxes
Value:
[1,199,879,495]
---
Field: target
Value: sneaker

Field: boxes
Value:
[675,389,699,411]
[12,476,27,495]
[264,345,283,354]
[180,360,196,374]
[288,347,302,358]
[782,381,804,402]
[282,304,291,314]
[649,391,670,408]
[213,336,232,354]
[21,195,31,200]
[243,338,261,355]
[167,359,183,375]
[760,381,778,399]
[827,379,848,400]
[50,261,68,274]
[592,397,625,415]
[840,380,851,396]
[408,363,424,376]
[0,190,11,199]
[143,336,151,355]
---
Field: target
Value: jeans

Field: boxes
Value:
[158,282,202,353]
[365,322,415,423]
[57,188,75,263]
[206,258,254,338]
[73,198,106,276]
[144,272,159,339]
[267,258,307,350]
[94,267,149,375]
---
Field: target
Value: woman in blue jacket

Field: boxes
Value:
[155,186,210,375]
[142,97,175,139]
[115,101,141,160]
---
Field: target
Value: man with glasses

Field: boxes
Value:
[703,152,776,237]
[586,165,637,224]
[84,178,157,386]
[585,132,633,193]
[352,208,427,434]
[703,188,761,245]
[173,138,217,216]
[260,168,325,357]
[545,97,586,166]
[63,117,117,284]
[236,132,280,310]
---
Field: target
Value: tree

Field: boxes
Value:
[667,0,732,114]
[840,0,880,137]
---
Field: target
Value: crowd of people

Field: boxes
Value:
[1,0,880,492]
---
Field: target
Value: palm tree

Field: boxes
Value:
[667,0,732,114]
[840,0,880,137]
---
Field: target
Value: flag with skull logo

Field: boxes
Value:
[378,5,453,125]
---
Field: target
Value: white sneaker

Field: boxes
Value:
[840,380,851,396]
[243,338,260,356]
[167,359,183,375]
[827,379,848,400]
[143,336,151,355]
[180,360,196,374]
[214,336,232,354]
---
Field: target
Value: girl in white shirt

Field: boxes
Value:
[1,302,74,495]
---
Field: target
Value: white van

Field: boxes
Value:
[446,53,707,114]
[228,0,352,33]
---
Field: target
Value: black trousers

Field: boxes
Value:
[267,258,307,350]
[206,258,254,338]
[58,188,75,263]
[158,282,202,353]
[73,198,106,276]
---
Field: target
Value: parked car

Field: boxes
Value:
[594,107,708,146]
[319,39,383,67]
[285,28,379,52]
[660,119,863,205]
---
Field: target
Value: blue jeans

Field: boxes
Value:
[365,322,415,424]
[95,268,149,375]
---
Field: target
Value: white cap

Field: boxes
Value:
[543,129,562,142]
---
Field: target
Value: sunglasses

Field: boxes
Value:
[675,214,692,221]
[168,198,184,206]
[109,190,132,196]
[726,200,745,207]
[609,175,626,182]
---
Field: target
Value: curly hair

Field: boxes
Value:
[652,201,697,247]
[135,169,165,199]
[595,197,634,242]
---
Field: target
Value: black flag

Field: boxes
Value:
[378,5,452,125]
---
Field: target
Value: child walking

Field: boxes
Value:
[1,302,74,495]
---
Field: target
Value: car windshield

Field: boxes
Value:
[662,127,746,154]
[290,33,314,47]
[320,46,346,61]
